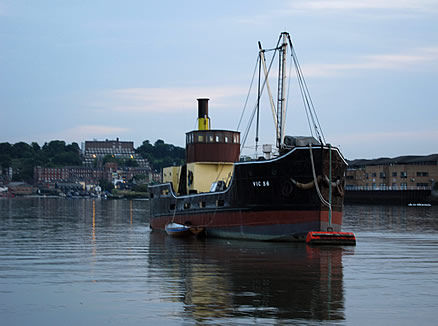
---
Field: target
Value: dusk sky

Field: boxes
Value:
[1,0,437,159]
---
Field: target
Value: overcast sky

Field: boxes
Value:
[1,0,437,159]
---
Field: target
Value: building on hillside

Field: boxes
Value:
[8,182,34,195]
[82,138,149,168]
[150,171,162,184]
[34,166,104,185]
[346,154,438,190]
[34,163,152,189]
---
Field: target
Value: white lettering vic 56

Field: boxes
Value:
[252,180,270,187]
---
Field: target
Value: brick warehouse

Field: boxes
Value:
[346,154,438,190]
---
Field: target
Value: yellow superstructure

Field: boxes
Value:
[161,98,240,196]
[162,166,182,193]
[187,162,234,194]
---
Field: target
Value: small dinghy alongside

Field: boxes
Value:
[165,222,192,237]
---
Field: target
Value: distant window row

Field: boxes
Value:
[364,182,430,189]
[186,132,240,144]
[364,171,429,179]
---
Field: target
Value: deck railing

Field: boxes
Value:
[345,185,431,191]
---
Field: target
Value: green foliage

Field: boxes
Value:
[102,154,124,166]
[0,154,12,168]
[0,140,81,183]
[136,139,184,172]
[124,158,139,167]
[132,184,148,192]
[53,152,81,166]
[1,138,184,183]
[99,179,114,192]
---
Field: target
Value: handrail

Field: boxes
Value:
[345,186,432,191]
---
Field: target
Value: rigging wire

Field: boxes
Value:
[255,49,262,154]
[237,55,259,131]
[291,53,314,139]
[289,37,326,144]
[240,48,278,151]
[240,32,326,151]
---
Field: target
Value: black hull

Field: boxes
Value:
[149,146,347,241]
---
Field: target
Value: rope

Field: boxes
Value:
[309,144,331,209]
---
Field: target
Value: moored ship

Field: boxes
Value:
[148,32,348,241]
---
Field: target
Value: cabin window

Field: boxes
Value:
[198,135,204,142]
[199,201,206,208]
[216,199,224,207]
[208,134,214,142]
[184,202,191,209]
[233,134,239,143]
[224,136,229,143]
[150,193,154,199]
[215,135,220,142]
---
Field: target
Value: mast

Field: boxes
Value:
[276,32,288,149]
[258,42,278,136]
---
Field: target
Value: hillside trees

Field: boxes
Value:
[0,140,81,183]
[136,139,184,172]
[1,138,185,183]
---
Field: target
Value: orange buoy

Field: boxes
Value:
[306,231,356,245]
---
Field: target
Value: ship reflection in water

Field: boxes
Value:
[148,232,353,324]
[2,199,437,325]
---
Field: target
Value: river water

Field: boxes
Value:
[0,198,437,325]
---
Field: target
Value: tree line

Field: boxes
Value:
[135,139,185,172]
[0,139,185,184]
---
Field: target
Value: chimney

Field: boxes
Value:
[197,98,210,131]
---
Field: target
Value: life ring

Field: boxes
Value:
[188,170,194,186]
[281,180,294,197]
